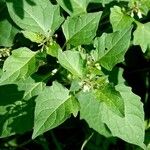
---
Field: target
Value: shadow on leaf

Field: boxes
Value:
[63,0,73,13]
[0,84,36,137]
[6,0,36,19]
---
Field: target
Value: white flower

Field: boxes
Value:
[79,81,83,86]
[137,11,142,19]
[83,84,90,92]
[51,69,58,75]
[67,74,72,80]
[95,63,101,70]
[131,11,134,18]
[87,60,91,65]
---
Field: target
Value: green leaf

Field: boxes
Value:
[0,77,45,137]
[45,41,61,58]
[101,84,145,149]
[65,96,80,117]
[128,0,150,16]
[56,0,89,16]
[0,7,19,47]
[109,67,125,85]
[21,31,45,43]
[32,81,79,138]
[139,0,150,15]
[133,22,150,52]
[58,50,85,78]
[93,27,132,70]
[6,0,64,36]
[78,84,145,149]
[78,91,112,137]
[94,84,124,117]
[62,12,102,46]
[70,79,81,92]
[110,6,133,31]
[0,47,41,84]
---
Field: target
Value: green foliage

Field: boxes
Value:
[102,84,145,149]
[93,27,132,70]
[58,50,85,78]
[0,76,45,137]
[56,0,89,16]
[62,12,102,46]
[110,6,133,31]
[133,22,150,52]
[0,0,150,149]
[33,81,79,138]
[0,47,42,84]
[6,0,64,37]
[0,4,19,47]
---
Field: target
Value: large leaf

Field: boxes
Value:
[78,91,112,137]
[0,47,40,84]
[94,84,124,117]
[0,76,45,137]
[110,6,133,31]
[78,84,145,149]
[6,0,64,36]
[62,12,102,46]
[93,27,132,70]
[0,6,19,47]
[56,0,89,16]
[58,50,85,78]
[101,84,145,149]
[133,22,150,52]
[32,81,79,138]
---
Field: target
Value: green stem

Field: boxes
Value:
[81,133,94,150]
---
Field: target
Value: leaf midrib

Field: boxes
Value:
[100,27,131,60]
[0,52,36,84]
[65,13,100,44]
[34,95,70,137]
[59,52,83,77]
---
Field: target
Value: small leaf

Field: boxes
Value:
[133,22,150,52]
[6,0,64,36]
[93,26,132,70]
[58,50,85,78]
[110,6,133,31]
[0,47,41,84]
[65,96,80,117]
[32,81,78,138]
[45,41,61,58]
[94,84,124,117]
[22,31,45,43]
[62,12,102,46]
